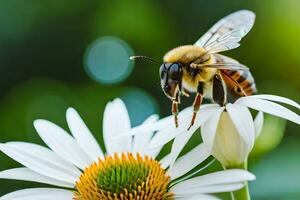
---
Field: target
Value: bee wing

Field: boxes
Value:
[214,53,239,63]
[194,10,255,53]
[200,63,249,70]
[198,53,249,70]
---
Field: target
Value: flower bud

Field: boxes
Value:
[212,111,251,168]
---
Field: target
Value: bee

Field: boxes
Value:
[131,10,257,129]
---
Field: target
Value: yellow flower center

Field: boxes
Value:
[74,153,174,200]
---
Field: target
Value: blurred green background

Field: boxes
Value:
[0,0,300,199]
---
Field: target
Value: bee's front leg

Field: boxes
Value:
[172,93,181,128]
[188,82,204,130]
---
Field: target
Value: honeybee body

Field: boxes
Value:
[132,10,257,128]
[163,45,256,103]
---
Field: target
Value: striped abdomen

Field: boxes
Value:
[224,69,257,96]
[213,54,256,98]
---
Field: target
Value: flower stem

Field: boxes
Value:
[228,161,251,200]
[230,181,250,200]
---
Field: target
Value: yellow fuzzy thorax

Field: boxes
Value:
[163,45,216,91]
[163,45,206,64]
[74,153,174,200]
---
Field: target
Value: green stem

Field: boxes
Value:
[227,161,251,200]
[230,181,250,200]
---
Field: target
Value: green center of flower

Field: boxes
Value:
[96,155,149,194]
[74,153,174,200]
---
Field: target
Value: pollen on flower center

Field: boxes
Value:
[74,153,174,200]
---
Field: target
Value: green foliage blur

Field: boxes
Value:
[0,0,300,199]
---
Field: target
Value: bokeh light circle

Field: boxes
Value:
[120,88,159,127]
[84,36,134,84]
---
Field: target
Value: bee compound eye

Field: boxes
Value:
[159,64,166,79]
[169,63,181,80]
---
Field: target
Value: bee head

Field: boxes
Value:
[159,62,183,99]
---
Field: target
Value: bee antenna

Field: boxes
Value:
[129,55,160,65]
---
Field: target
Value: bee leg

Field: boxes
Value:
[212,74,226,106]
[172,100,179,128]
[172,93,181,128]
[182,88,190,97]
[188,83,203,130]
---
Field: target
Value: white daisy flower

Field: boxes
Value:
[0,99,255,200]
[128,94,300,168]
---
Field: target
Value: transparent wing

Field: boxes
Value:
[196,63,249,71]
[195,10,255,54]
[211,53,249,70]
[191,54,249,70]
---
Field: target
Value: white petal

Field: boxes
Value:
[34,119,92,170]
[172,183,244,195]
[0,168,74,188]
[175,169,255,187]
[144,147,162,159]
[149,105,219,150]
[254,111,264,138]
[171,169,255,195]
[162,130,192,170]
[141,107,193,150]
[168,105,220,168]
[115,107,193,139]
[103,98,132,155]
[201,107,225,152]
[242,94,300,109]
[168,143,210,180]
[236,98,300,125]
[132,114,158,156]
[0,142,80,184]
[226,104,255,151]
[0,188,73,200]
[66,108,104,161]
[159,154,171,169]
[181,194,220,200]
